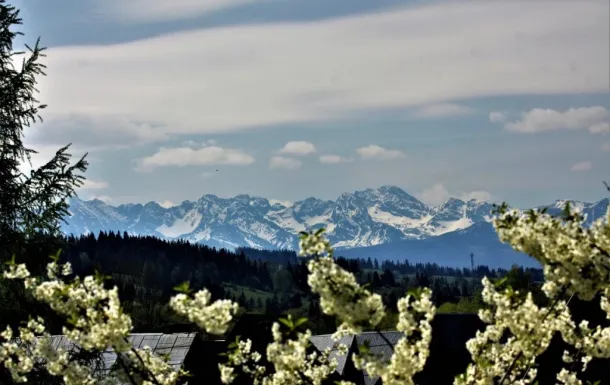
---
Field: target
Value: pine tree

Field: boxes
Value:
[0,0,88,267]
[1,2,92,381]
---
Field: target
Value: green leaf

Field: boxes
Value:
[67,313,79,326]
[294,317,308,328]
[493,277,508,288]
[278,317,293,329]
[50,248,62,262]
[93,269,111,283]
[173,281,192,294]
[181,371,193,378]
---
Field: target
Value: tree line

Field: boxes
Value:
[1,229,547,335]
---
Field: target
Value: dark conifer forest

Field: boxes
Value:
[0,230,549,335]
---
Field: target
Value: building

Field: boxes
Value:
[310,331,405,385]
[12,313,610,385]
[33,333,198,384]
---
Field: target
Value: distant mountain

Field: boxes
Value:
[63,186,609,268]
[338,222,538,269]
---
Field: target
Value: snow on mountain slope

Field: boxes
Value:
[156,208,202,238]
[367,205,431,236]
[63,186,607,257]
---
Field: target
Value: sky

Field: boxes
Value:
[11,0,610,209]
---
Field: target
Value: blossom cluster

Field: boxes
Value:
[1,261,125,384]
[451,204,610,385]
[219,314,344,385]
[352,288,436,385]
[300,230,386,338]
[219,338,265,384]
[300,230,437,384]
[1,258,238,385]
[169,289,239,335]
[493,204,610,301]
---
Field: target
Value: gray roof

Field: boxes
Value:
[310,331,405,385]
[22,333,196,383]
[309,334,354,375]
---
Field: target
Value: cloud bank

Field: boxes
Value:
[135,146,255,172]
[503,107,610,134]
[36,0,609,148]
[279,141,317,155]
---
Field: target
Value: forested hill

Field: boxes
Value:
[57,231,542,281]
[236,246,299,264]
[1,230,545,333]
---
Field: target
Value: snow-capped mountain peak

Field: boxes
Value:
[63,185,606,254]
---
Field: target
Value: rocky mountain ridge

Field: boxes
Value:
[63,185,609,259]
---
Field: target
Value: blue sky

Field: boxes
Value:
[13,0,610,208]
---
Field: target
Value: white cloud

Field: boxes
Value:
[569,161,592,172]
[602,142,610,152]
[269,156,302,170]
[38,1,609,142]
[589,122,610,134]
[489,111,507,123]
[279,141,317,155]
[503,107,610,133]
[27,113,169,150]
[416,183,495,206]
[417,183,451,205]
[158,200,175,208]
[94,0,261,24]
[356,145,405,161]
[413,103,476,118]
[135,146,255,172]
[79,179,108,190]
[319,154,353,164]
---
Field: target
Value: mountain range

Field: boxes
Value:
[63,185,609,268]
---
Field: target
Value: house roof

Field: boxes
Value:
[310,331,405,385]
[309,334,355,375]
[28,333,197,383]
